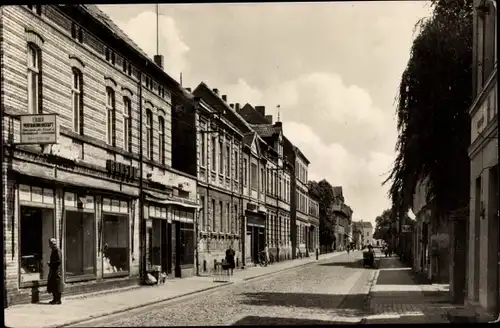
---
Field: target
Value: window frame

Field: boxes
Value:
[200,125,206,168]
[218,138,224,175]
[123,97,132,152]
[71,68,83,134]
[27,44,41,114]
[211,136,217,173]
[105,87,116,146]
[158,115,166,164]
[145,109,153,160]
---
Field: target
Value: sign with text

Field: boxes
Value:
[19,114,59,145]
[106,160,138,180]
[401,224,412,233]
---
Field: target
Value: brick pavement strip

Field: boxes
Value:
[5,252,344,328]
[360,256,453,324]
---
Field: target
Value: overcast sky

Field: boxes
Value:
[99,2,432,225]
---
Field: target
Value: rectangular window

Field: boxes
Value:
[219,139,224,174]
[227,203,230,234]
[260,168,265,193]
[200,196,205,230]
[158,116,165,164]
[251,163,258,190]
[211,199,216,231]
[27,44,41,114]
[65,209,95,279]
[72,69,83,134]
[20,206,54,284]
[243,158,248,186]
[146,109,153,159]
[106,88,116,146]
[226,145,230,177]
[234,204,238,234]
[219,201,223,232]
[123,97,132,152]
[211,136,217,172]
[179,221,195,266]
[234,150,238,180]
[200,130,206,167]
[102,198,129,277]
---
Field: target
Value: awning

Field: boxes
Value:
[145,192,200,209]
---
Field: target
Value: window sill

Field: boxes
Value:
[65,274,97,283]
[103,271,129,279]
[20,278,48,289]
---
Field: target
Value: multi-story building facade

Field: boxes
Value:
[467,0,498,320]
[360,221,374,247]
[180,84,270,269]
[308,194,320,253]
[331,186,353,250]
[1,5,199,306]
[238,104,293,262]
[352,222,363,250]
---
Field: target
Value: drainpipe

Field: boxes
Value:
[138,67,146,285]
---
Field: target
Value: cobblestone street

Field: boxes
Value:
[70,251,373,326]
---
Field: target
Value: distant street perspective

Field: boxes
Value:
[2,0,499,326]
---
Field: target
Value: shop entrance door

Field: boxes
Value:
[161,220,168,273]
[167,223,172,275]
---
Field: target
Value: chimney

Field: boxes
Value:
[222,95,227,102]
[255,106,266,116]
[213,88,219,96]
[274,121,282,128]
[265,115,273,124]
[185,87,192,92]
[153,55,164,69]
[229,104,235,109]
[235,103,240,111]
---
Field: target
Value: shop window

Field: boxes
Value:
[102,198,129,277]
[64,192,95,279]
[20,206,54,283]
[151,219,162,267]
[179,220,194,266]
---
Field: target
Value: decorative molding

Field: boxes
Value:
[25,29,45,48]
[121,87,134,98]
[144,100,154,109]
[104,77,118,89]
[69,55,85,71]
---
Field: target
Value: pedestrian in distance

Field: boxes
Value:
[264,243,270,266]
[47,238,63,304]
[225,244,236,275]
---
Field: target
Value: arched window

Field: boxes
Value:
[27,44,41,114]
[158,116,165,164]
[146,109,153,159]
[72,68,83,134]
[123,97,132,151]
[106,87,115,146]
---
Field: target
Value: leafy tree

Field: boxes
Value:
[384,0,472,220]
[373,209,394,242]
[308,180,337,248]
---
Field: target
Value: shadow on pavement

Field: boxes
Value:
[232,315,360,325]
[318,260,363,268]
[239,291,367,315]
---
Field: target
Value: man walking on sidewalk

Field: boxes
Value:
[47,238,63,305]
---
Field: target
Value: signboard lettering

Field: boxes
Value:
[106,160,138,180]
[19,114,59,144]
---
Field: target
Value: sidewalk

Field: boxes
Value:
[5,251,344,328]
[362,256,455,324]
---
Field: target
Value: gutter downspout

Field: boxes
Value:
[138,66,146,284]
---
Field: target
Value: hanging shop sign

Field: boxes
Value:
[18,114,59,145]
[106,160,138,180]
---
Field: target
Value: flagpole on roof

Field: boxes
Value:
[277,104,281,122]
[156,4,159,55]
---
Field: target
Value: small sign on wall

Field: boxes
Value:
[18,114,59,145]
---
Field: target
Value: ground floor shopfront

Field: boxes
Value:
[145,195,199,279]
[3,155,142,306]
[266,206,292,263]
[467,126,500,320]
[3,148,199,306]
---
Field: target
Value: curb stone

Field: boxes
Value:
[57,282,232,328]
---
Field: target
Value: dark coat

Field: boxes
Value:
[225,249,236,269]
[47,247,63,294]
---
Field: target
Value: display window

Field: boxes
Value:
[172,208,195,266]
[64,192,96,281]
[102,198,129,277]
[18,184,55,285]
